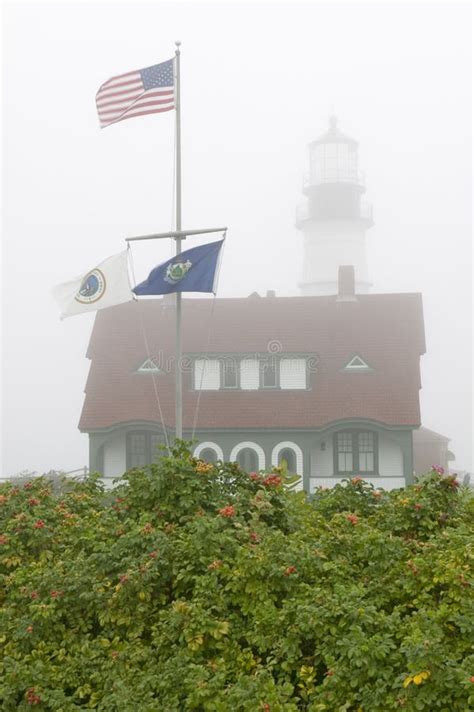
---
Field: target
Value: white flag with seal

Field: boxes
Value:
[52,250,133,319]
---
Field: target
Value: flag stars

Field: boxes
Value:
[141,60,174,90]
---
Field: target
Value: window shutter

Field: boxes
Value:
[194,359,220,390]
[280,358,306,389]
[240,359,260,390]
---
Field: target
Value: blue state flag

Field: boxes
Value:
[133,239,224,296]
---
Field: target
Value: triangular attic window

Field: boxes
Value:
[345,355,370,370]
[137,358,161,374]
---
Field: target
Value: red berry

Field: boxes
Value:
[262,474,282,488]
[218,505,236,518]
[26,688,41,705]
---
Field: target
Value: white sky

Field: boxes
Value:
[2,1,472,475]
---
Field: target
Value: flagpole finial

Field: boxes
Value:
[175,40,181,49]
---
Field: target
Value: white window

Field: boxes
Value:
[194,359,220,390]
[279,358,307,389]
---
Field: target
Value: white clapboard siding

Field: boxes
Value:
[378,434,404,476]
[194,359,221,390]
[279,358,307,389]
[240,359,260,390]
[103,433,126,478]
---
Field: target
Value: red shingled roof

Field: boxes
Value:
[79,292,425,432]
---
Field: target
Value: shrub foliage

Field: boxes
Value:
[0,444,473,710]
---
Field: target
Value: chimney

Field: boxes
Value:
[336,265,357,302]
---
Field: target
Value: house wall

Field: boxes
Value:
[413,439,450,475]
[88,420,414,492]
[378,432,404,476]
[309,428,407,490]
[103,432,126,480]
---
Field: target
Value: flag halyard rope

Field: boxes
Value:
[191,294,218,441]
[128,248,171,452]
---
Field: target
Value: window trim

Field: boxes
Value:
[333,429,378,476]
[221,357,240,389]
[260,356,280,389]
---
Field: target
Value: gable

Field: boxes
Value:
[137,357,162,374]
[344,355,371,371]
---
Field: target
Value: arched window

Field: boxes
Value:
[278,448,297,473]
[237,448,258,472]
[271,442,303,476]
[194,442,224,462]
[230,442,265,471]
[199,448,218,464]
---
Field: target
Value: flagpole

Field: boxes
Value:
[174,40,183,440]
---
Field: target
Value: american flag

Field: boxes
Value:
[96,59,175,129]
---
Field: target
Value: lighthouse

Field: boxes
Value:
[296,117,374,296]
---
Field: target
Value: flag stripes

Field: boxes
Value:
[96,59,175,128]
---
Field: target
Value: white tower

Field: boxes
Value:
[296,117,374,296]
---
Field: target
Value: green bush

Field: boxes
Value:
[0,444,473,711]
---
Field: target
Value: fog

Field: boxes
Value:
[2,1,472,476]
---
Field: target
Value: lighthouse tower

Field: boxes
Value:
[296,117,374,296]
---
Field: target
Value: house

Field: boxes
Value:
[413,426,455,476]
[78,118,431,491]
[79,266,426,491]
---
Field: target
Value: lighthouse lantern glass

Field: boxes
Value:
[310,141,358,184]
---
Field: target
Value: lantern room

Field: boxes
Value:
[297,116,373,226]
[308,115,359,185]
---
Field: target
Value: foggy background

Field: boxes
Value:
[2,1,472,476]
